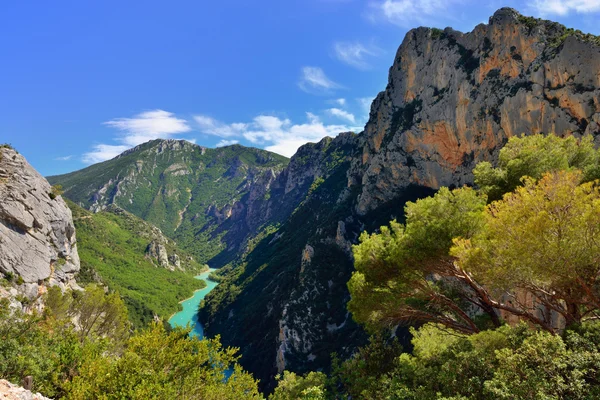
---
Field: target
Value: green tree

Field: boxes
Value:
[333,322,600,399]
[348,186,491,334]
[71,284,130,346]
[269,371,327,400]
[66,323,261,400]
[453,170,600,329]
[474,134,599,201]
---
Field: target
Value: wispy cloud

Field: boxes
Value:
[195,112,360,157]
[82,144,129,164]
[194,115,247,138]
[327,108,356,123]
[216,139,239,147]
[372,0,464,27]
[82,109,192,163]
[334,98,346,106]
[55,155,73,161]
[358,96,375,118]
[103,110,191,146]
[528,0,600,15]
[298,66,343,94]
[333,41,379,69]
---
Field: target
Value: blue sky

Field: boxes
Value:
[1,0,599,176]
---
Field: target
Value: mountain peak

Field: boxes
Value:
[489,7,520,25]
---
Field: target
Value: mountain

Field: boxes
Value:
[48,140,289,265]
[0,145,80,311]
[67,200,206,329]
[199,7,600,390]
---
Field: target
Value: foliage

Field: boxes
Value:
[332,323,600,400]
[348,186,489,334]
[67,200,206,329]
[330,334,404,399]
[350,134,600,335]
[454,170,600,328]
[66,323,261,400]
[0,292,116,398]
[474,134,599,201]
[0,294,261,399]
[49,184,64,200]
[269,371,327,400]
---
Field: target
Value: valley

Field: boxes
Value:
[1,5,600,399]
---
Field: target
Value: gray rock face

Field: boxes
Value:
[350,7,600,214]
[0,147,80,288]
[145,240,183,271]
[146,240,170,269]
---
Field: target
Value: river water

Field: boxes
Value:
[168,268,218,338]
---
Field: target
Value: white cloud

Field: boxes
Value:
[334,98,346,106]
[216,139,239,147]
[528,0,600,15]
[55,155,73,161]
[103,109,191,146]
[82,109,193,163]
[333,41,379,69]
[196,112,361,157]
[194,115,247,138]
[358,96,375,118]
[327,108,356,123]
[82,144,129,164]
[298,66,343,94]
[374,0,463,27]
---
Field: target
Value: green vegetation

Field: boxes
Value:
[349,134,600,335]
[0,289,260,399]
[430,27,443,40]
[300,133,600,398]
[474,134,599,201]
[269,371,327,400]
[49,184,64,200]
[68,200,207,329]
[49,139,289,264]
[327,322,600,399]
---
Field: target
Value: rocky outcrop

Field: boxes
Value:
[0,146,80,306]
[0,380,51,400]
[145,240,183,271]
[350,7,600,214]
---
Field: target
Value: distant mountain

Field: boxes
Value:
[49,140,289,265]
[67,200,206,329]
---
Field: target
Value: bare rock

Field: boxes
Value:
[0,379,51,400]
[0,147,80,286]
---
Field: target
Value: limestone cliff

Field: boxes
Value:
[351,7,599,213]
[0,146,80,309]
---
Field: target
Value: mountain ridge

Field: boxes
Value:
[48,139,290,265]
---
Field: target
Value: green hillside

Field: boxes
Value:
[49,140,288,264]
[67,200,207,329]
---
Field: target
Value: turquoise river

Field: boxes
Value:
[169,268,218,338]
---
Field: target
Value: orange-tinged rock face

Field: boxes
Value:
[352,7,600,215]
